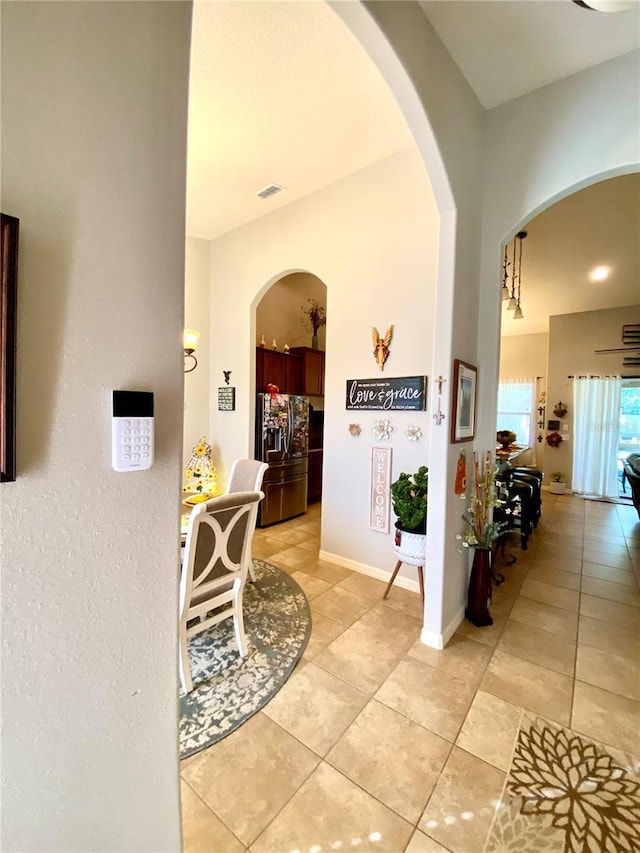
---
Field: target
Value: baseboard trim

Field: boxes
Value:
[318,549,464,650]
[420,605,465,649]
[318,549,420,595]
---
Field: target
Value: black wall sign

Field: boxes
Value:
[218,387,236,411]
[346,376,427,411]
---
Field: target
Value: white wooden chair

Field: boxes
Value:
[226,459,268,582]
[179,490,264,694]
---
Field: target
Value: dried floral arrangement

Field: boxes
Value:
[301,298,327,335]
[457,451,507,549]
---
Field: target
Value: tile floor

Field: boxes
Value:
[180,493,640,853]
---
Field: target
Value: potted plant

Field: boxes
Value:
[549,471,566,495]
[390,466,428,562]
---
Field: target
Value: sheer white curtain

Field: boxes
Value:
[572,376,621,498]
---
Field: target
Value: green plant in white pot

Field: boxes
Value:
[549,471,566,495]
[390,466,428,563]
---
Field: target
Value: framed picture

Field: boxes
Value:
[451,358,477,444]
[1,213,19,482]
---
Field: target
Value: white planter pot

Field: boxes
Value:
[393,527,427,565]
[549,482,566,495]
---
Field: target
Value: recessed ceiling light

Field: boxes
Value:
[589,265,611,282]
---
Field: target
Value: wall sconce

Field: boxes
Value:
[183,329,200,373]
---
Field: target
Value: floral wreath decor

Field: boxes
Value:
[545,431,563,448]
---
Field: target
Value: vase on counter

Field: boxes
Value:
[311,334,318,350]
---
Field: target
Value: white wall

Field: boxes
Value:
[499,333,548,382]
[208,147,438,583]
[336,1,485,644]
[546,304,640,486]
[1,3,191,849]
[184,237,212,470]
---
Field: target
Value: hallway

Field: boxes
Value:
[180,493,640,852]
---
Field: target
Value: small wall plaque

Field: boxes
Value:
[218,387,236,411]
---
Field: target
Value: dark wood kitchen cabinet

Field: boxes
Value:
[256,348,302,394]
[289,347,324,396]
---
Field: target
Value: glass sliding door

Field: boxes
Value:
[619,378,640,497]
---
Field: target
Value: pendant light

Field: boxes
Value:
[507,236,518,309]
[501,244,511,301]
[513,231,526,319]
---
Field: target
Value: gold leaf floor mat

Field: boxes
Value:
[485,712,640,853]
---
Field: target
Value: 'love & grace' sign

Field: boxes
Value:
[346,376,427,411]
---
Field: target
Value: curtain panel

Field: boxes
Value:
[572,376,621,498]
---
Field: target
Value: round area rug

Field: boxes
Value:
[179,559,311,759]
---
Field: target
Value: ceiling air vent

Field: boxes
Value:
[256,183,285,200]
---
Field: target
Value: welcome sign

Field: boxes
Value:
[370,446,392,533]
[346,376,427,411]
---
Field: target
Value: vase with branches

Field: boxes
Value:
[458,451,507,626]
[301,298,326,349]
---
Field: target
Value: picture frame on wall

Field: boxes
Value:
[1,213,19,482]
[451,358,477,444]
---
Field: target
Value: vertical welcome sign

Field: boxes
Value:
[370,446,392,533]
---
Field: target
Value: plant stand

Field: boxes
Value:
[465,547,493,626]
[383,559,425,606]
[384,528,426,605]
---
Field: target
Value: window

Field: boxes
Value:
[497,380,534,446]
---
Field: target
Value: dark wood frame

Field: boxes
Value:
[1,214,19,482]
[451,358,477,444]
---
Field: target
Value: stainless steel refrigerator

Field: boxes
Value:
[255,392,309,526]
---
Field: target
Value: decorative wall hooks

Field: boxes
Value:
[372,325,393,372]
[372,418,395,441]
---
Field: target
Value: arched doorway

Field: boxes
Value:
[254,272,328,524]
[497,172,640,496]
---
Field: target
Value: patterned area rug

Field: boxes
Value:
[485,712,640,852]
[179,559,311,759]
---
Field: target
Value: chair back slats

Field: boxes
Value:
[179,489,265,693]
[180,491,262,621]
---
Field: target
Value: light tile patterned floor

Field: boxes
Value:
[181,494,640,852]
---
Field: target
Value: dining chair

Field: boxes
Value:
[226,459,268,582]
[179,490,264,694]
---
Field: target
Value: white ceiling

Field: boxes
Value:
[186,0,640,335]
[186,1,414,241]
[419,0,640,110]
[500,173,640,337]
